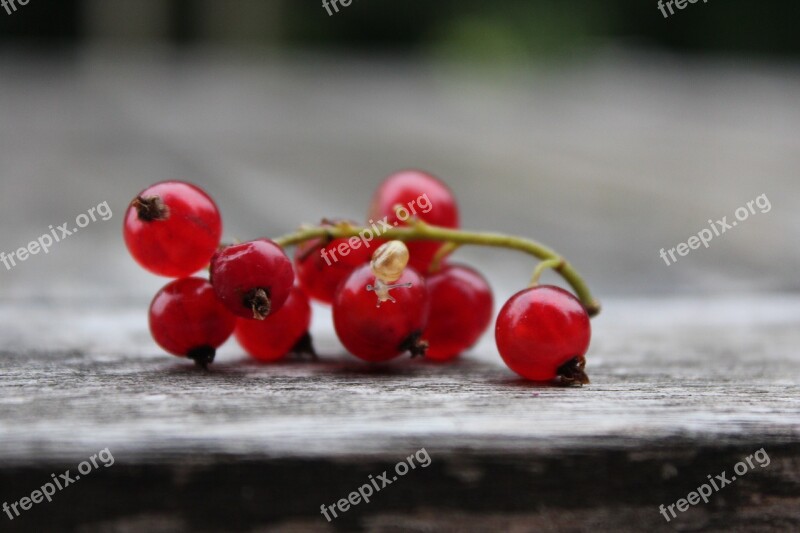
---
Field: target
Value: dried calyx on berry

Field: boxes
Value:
[187,345,216,369]
[366,240,413,306]
[243,287,272,321]
[132,195,170,222]
[556,355,590,386]
[399,331,429,359]
[210,239,295,320]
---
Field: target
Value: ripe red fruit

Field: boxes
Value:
[368,170,460,273]
[235,286,312,362]
[148,277,236,366]
[124,181,222,278]
[333,264,430,362]
[210,239,295,320]
[495,285,591,384]
[294,223,372,305]
[423,264,493,361]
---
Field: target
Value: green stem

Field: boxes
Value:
[428,242,460,274]
[274,221,601,317]
[529,258,566,287]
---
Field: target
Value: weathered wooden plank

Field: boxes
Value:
[0,296,798,529]
[2,297,799,463]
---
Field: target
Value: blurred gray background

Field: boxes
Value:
[1,0,798,311]
[0,53,797,305]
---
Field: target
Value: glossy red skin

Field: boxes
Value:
[235,286,312,362]
[423,264,493,361]
[495,286,591,381]
[124,181,222,278]
[210,239,295,319]
[295,233,372,305]
[149,277,236,357]
[368,170,460,273]
[333,265,430,362]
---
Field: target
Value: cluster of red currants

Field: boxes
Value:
[123,170,595,384]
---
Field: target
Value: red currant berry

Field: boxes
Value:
[423,264,493,361]
[124,181,222,278]
[235,286,313,362]
[495,285,591,384]
[210,239,295,320]
[333,264,430,362]
[368,170,460,273]
[148,277,236,367]
[294,223,372,305]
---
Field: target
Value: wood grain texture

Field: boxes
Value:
[1,297,799,531]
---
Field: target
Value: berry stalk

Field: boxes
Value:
[274,221,601,317]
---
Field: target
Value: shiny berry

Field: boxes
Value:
[148,277,236,367]
[235,286,313,362]
[368,170,460,272]
[495,285,591,384]
[333,264,430,362]
[423,264,493,361]
[210,239,295,320]
[294,222,372,305]
[124,181,222,278]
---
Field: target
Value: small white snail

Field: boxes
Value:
[366,240,413,306]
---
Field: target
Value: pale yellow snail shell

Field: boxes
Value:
[371,240,409,283]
